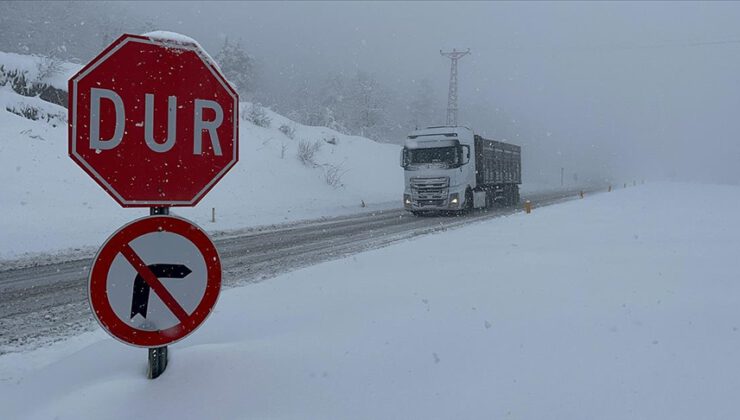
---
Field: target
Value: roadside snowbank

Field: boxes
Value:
[2,183,739,419]
[0,51,79,91]
[0,51,403,260]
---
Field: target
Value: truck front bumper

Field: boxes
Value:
[404,192,461,211]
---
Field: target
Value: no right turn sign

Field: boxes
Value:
[88,215,221,347]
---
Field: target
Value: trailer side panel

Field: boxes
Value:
[474,135,521,187]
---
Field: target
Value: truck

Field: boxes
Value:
[400,126,521,214]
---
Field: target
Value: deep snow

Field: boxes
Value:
[0,51,79,91]
[0,52,405,261]
[1,183,738,419]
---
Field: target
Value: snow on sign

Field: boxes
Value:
[68,33,239,207]
[89,215,221,347]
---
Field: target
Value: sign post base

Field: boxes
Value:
[147,346,168,379]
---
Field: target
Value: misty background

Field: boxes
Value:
[2,0,739,186]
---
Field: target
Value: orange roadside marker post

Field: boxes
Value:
[524,200,532,214]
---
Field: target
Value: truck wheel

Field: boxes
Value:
[493,186,505,208]
[499,185,509,207]
[505,185,513,206]
[465,189,474,212]
[506,185,515,206]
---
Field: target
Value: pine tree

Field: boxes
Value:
[317,73,349,133]
[0,1,149,62]
[345,71,390,140]
[214,38,256,98]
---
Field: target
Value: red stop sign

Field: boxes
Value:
[69,33,239,207]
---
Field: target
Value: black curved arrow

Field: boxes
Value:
[130,264,191,319]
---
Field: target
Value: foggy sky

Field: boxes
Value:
[115,2,740,184]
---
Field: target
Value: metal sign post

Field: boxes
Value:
[148,344,168,379]
[149,206,169,379]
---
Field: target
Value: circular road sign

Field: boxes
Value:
[69,33,239,207]
[89,215,221,347]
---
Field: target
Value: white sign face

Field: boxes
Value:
[106,231,208,332]
[89,215,222,347]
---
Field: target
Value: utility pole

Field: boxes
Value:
[440,48,470,126]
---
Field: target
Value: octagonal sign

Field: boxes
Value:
[69,33,239,207]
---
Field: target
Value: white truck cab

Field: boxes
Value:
[401,126,521,214]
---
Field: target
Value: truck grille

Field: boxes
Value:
[411,177,449,201]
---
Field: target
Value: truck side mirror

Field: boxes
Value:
[461,145,470,165]
[400,148,408,168]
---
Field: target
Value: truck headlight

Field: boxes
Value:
[449,193,459,207]
[404,194,412,207]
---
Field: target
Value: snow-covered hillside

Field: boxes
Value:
[2,183,739,419]
[0,52,403,260]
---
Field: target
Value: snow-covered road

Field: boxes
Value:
[2,182,738,419]
[0,187,587,354]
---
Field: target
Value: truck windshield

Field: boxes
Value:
[408,147,458,166]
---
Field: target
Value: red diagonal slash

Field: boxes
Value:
[119,243,190,323]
